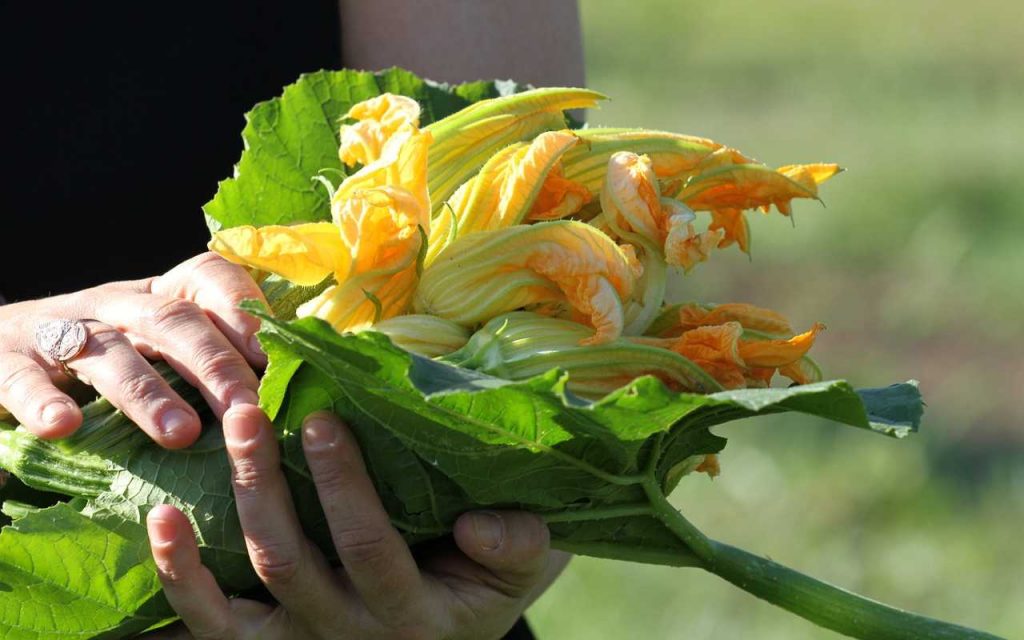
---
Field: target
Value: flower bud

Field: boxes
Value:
[371,314,470,357]
[443,312,721,398]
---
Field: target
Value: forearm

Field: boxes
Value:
[339,0,585,87]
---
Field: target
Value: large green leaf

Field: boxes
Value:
[0,503,168,639]
[202,68,523,232]
[250,307,922,558]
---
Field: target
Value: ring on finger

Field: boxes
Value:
[34,319,89,379]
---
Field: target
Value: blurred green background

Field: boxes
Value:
[528,1,1024,637]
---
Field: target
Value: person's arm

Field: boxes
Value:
[339,0,585,88]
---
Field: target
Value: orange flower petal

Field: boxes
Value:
[738,323,825,368]
[708,208,751,253]
[679,303,793,335]
[526,164,593,220]
[670,322,747,389]
[680,164,821,215]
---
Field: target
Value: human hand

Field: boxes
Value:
[145,406,570,640]
[0,252,267,448]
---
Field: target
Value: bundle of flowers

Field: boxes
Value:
[0,69,996,639]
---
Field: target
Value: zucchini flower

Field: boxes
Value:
[648,302,794,337]
[427,131,583,264]
[416,220,641,345]
[371,314,470,358]
[210,116,432,332]
[338,93,421,166]
[443,312,721,398]
[600,151,725,272]
[561,128,750,194]
[679,162,842,217]
[638,302,824,388]
[424,87,605,213]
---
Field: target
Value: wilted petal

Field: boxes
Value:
[666,224,724,273]
[708,208,751,253]
[208,222,348,286]
[416,221,637,345]
[738,323,825,368]
[669,322,747,389]
[525,164,592,221]
[679,302,793,335]
[338,94,421,166]
[778,356,824,385]
[680,164,823,215]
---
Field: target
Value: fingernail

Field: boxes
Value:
[147,515,177,546]
[471,511,505,551]
[228,387,259,408]
[41,401,71,426]
[159,408,195,440]
[224,409,262,447]
[302,416,338,452]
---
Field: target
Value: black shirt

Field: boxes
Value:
[1,1,340,300]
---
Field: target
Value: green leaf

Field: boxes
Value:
[248,306,923,555]
[0,503,170,639]
[203,68,522,232]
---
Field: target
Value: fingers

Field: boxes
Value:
[69,322,201,448]
[0,351,82,438]
[147,504,236,640]
[452,511,552,598]
[301,412,428,624]
[153,252,268,367]
[95,292,259,418]
[224,405,344,618]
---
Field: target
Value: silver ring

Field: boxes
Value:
[35,319,88,377]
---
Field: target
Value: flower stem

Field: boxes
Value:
[706,540,1004,640]
[642,480,1003,639]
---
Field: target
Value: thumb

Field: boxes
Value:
[452,510,551,597]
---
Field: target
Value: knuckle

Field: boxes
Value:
[118,371,166,406]
[248,540,303,584]
[334,524,392,567]
[0,361,37,397]
[192,344,248,382]
[229,457,269,493]
[147,298,203,332]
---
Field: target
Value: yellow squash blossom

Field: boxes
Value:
[561,128,752,194]
[426,131,581,264]
[210,115,431,333]
[212,186,426,332]
[338,93,421,166]
[424,87,605,214]
[416,221,641,345]
[680,163,841,216]
[637,317,824,389]
[600,152,724,272]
